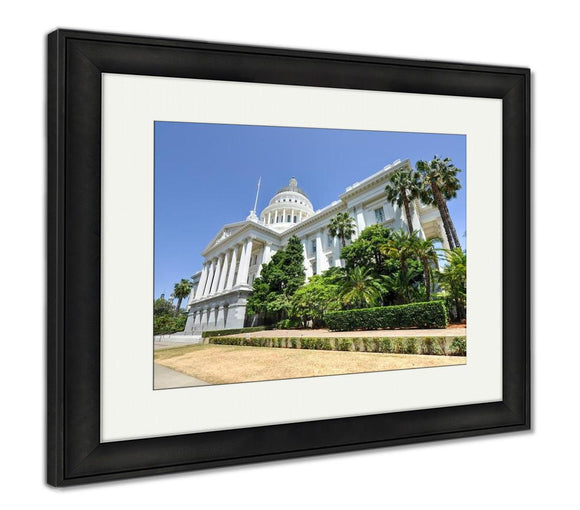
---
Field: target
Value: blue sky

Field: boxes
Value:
[154,122,466,299]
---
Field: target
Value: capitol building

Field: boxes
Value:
[183,158,446,334]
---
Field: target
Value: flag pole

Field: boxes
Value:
[252,177,261,213]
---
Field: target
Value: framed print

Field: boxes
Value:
[47,29,530,486]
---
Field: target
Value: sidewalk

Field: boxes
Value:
[153,363,210,389]
[227,327,466,339]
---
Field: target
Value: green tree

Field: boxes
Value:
[381,230,418,303]
[416,156,462,249]
[341,224,422,306]
[437,248,466,321]
[328,212,356,248]
[339,266,383,309]
[173,278,193,316]
[384,167,421,233]
[247,235,305,323]
[412,236,440,301]
[153,294,174,317]
[290,273,341,327]
[341,224,394,274]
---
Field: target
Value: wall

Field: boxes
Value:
[0,1,575,508]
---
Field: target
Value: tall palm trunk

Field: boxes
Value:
[442,199,461,249]
[340,235,346,248]
[401,190,414,234]
[431,183,456,249]
[175,297,183,316]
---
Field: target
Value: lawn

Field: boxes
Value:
[154,344,466,385]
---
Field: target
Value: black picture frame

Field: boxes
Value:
[47,29,530,486]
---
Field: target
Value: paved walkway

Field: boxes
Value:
[227,327,466,339]
[154,363,210,389]
[154,340,199,351]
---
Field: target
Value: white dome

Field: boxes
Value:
[260,177,314,232]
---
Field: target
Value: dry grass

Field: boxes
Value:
[155,344,465,385]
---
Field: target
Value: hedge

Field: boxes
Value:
[450,337,467,356]
[201,326,269,338]
[208,335,466,356]
[324,301,448,332]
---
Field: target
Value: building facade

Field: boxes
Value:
[184,159,447,334]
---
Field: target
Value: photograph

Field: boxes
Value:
[153,122,467,389]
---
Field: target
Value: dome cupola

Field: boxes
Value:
[260,177,314,232]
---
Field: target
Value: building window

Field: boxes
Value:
[328,256,334,267]
[327,234,334,248]
[312,261,317,274]
[287,215,291,222]
[293,215,297,223]
[374,206,385,223]
[311,240,316,253]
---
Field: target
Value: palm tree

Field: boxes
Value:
[339,266,382,309]
[173,278,193,316]
[437,248,466,321]
[384,167,421,233]
[415,156,462,249]
[328,212,357,248]
[412,236,440,301]
[381,229,417,303]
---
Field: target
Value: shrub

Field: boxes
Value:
[325,301,448,332]
[404,337,418,354]
[299,338,333,350]
[393,338,405,354]
[363,338,377,352]
[276,318,302,329]
[435,337,448,356]
[209,336,242,346]
[421,337,443,355]
[450,337,467,356]
[201,326,268,338]
[377,338,393,353]
[337,338,354,351]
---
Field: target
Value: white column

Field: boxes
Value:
[210,256,223,295]
[194,263,209,300]
[243,238,254,283]
[195,310,203,329]
[355,206,366,233]
[202,260,215,296]
[217,251,229,292]
[257,243,271,277]
[411,202,423,235]
[302,239,312,278]
[225,246,238,290]
[315,230,327,274]
[236,238,253,285]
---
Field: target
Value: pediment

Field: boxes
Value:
[204,222,246,251]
